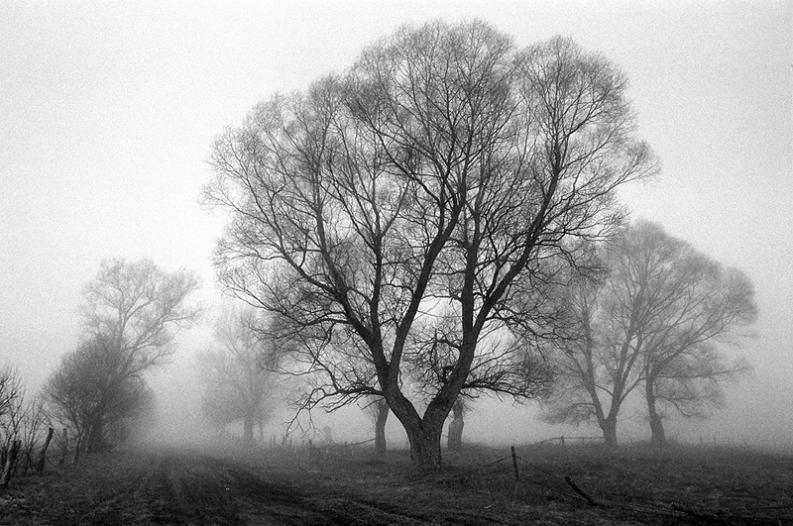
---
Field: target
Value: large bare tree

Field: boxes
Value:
[207,22,656,470]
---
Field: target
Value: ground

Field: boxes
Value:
[1,442,792,525]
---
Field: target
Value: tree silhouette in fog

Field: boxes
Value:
[46,259,198,453]
[543,221,756,445]
[207,21,657,470]
[198,308,277,444]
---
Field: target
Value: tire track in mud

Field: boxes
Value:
[159,453,438,525]
[7,450,515,525]
[144,454,242,525]
[217,460,506,525]
[56,453,162,525]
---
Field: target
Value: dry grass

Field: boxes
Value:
[0,442,791,525]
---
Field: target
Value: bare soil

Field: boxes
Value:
[1,443,791,525]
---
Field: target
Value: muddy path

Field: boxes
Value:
[6,445,786,525]
[1,449,514,525]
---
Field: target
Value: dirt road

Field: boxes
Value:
[1,449,530,526]
[4,445,789,525]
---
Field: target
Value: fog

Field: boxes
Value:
[1,1,791,454]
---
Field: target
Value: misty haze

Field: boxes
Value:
[1,2,791,525]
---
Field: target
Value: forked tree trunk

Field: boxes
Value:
[646,383,666,447]
[374,399,389,456]
[405,424,443,471]
[599,417,618,446]
[384,377,454,471]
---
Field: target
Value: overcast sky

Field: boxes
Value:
[1,0,791,445]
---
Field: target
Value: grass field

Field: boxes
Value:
[1,441,791,525]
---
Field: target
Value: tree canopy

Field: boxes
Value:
[207,21,657,470]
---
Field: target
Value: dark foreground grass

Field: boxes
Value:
[1,442,792,525]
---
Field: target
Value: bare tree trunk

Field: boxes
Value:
[243,414,254,444]
[384,375,451,471]
[374,399,389,457]
[599,417,618,446]
[646,382,666,447]
[36,428,55,474]
[73,437,82,464]
[1,440,21,489]
[407,429,443,471]
[400,418,444,471]
[447,400,464,452]
[22,451,32,475]
[649,413,665,447]
[59,429,69,466]
[86,422,105,454]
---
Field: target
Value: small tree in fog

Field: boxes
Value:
[17,397,51,475]
[198,309,276,444]
[46,335,155,452]
[632,224,756,446]
[544,222,756,446]
[0,365,24,458]
[46,259,197,453]
[81,259,199,373]
[207,22,656,470]
[0,365,23,432]
[542,268,632,445]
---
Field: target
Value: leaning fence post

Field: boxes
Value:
[510,445,520,480]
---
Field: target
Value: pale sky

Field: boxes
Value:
[1,1,791,445]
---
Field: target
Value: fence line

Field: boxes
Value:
[529,435,604,447]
